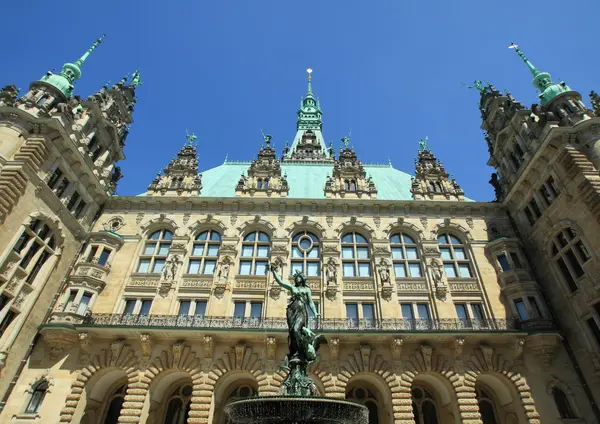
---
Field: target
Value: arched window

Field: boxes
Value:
[103,384,127,424]
[223,385,257,424]
[25,380,49,414]
[551,228,589,292]
[188,230,221,274]
[239,231,270,275]
[389,233,422,278]
[13,218,58,285]
[291,231,320,276]
[163,385,192,424]
[346,387,379,424]
[341,232,371,277]
[437,233,472,278]
[137,229,173,274]
[552,387,576,419]
[476,387,499,424]
[412,386,439,424]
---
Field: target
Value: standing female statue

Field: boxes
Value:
[268,264,324,364]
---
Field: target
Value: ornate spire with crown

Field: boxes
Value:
[509,42,571,105]
[147,131,202,196]
[35,34,105,98]
[284,69,332,162]
[410,137,463,201]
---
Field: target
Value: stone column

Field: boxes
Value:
[188,372,213,424]
[118,372,148,423]
[393,378,414,424]
[461,372,483,424]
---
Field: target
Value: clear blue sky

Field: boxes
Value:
[1,1,598,201]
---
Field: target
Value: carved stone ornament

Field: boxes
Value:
[325,284,338,301]
[213,283,227,299]
[380,285,393,301]
[102,216,125,232]
[423,245,439,256]
[325,257,338,286]
[41,328,77,360]
[454,337,465,360]
[269,284,282,300]
[429,258,448,301]
[265,336,277,360]
[420,344,433,371]
[391,337,403,361]
[78,332,92,364]
[527,334,561,367]
[140,333,152,358]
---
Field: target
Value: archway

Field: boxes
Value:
[72,368,128,424]
[411,373,459,424]
[475,374,528,424]
[210,371,259,424]
[142,370,193,424]
[345,374,392,424]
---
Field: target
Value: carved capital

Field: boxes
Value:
[391,337,403,361]
[265,336,277,360]
[454,337,465,360]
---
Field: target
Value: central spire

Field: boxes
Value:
[284,68,332,162]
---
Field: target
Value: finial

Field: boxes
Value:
[509,42,539,77]
[117,73,130,85]
[130,70,142,87]
[388,156,392,167]
[260,129,272,145]
[185,129,198,146]
[306,68,313,94]
[224,153,229,164]
[74,33,105,68]
[419,136,428,151]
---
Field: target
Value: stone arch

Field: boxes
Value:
[59,341,138,423]
[383,219,424,242]
[285,217,326,240]
[237,216,277,239]
[209,370,260,424]
[27,211,66,249]
[138,214,179,237]
[431,220,472,242]
[465,344,539,423]
[143,370,193,424]
[188,215,228,239]
[334,219,376,241]
[345,373,394,424]
[546,376,581,420]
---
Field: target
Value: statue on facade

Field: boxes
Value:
[217,261,230,281]
[325,258,337,285]
[489,173,503,202]
[268,264,326,396]
[162,255,182,282]
[430,258,448,301]
[377,259,391,285]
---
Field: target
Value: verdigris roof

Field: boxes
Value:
[197,161,415,200]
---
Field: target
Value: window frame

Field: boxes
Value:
[136,229,173,274]
[341,232,372,277]
[437,233,473,279]
[239,231,270,276]
[389,233,422,279]
[291,231,321,277]
[188,230,221,275]
[550,228,589,293]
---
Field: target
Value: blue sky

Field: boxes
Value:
[1,1,598,201]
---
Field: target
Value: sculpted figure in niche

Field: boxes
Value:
[217,261,230,281]
[325,258,337,285]
[162,254,182,281]
[431,258,445,287]
[378,259,391,285]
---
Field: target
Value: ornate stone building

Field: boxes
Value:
[0,38,599,424]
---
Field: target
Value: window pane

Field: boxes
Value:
[98,249,111,266]
[299,238,311,250]
[510,252,522,268]
[343,263,356,277]
[342,247,354,259]
[192,244,205,256]
[358,263,371,277]
[124,299,136,314]
[515,300,528,320]
[291,262,304,275]
[239,261,252,275]
[153,259,165,273]
[437,234,448,244]
[346,304,358,320]
[179,301,191,316]
[394,263,407,278]
[244,232,256,241]
[196,231,208,241]
[528,296,542,318]
[356,247,369,259]
[188,260,201,274]
[454,248,466,260]
[307,262,319,276]
[254,261,268,275]
[362,304,375,320]
[206,245,219,256]
[306,247,319,259]
[417,304,430,320]
[408,263,422,277]
[455,304,467,319]
[403,234,416,244]
[449,235,462,244]
[391,247,404,259]
[162,231,173,240]
[258,232,270,242]
[565,249,585,278]
[149,231,161,240]
[575,241,590,262]
[250,302,263,318]
[405,247,418,259]
[203,260,216,275]
[241,245,254,257]
[355,234,368,244]
[210,231,221,241]
[444,264,457,278]
[341,233,353,243]
[256,246,270,258]
[389,235,401,244]
[143,243,156,255]
[458,264,472,278]
[140,300,152,315]
[77,293,92,315]
[292,233,303,242]
[557,257,578,292]
[137,259,151,273]
[292,246,303,258]
[234,302,245,318]
[195,301,207,316]
[471,304,485,321]
[439,248,452,260]
[158,243,170,256]
[497,254,510,271]
[401,304,414,319]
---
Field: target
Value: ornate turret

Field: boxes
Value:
[147,131,202,196]
[236,133,288,197]
[33,34,105,100]
[284,69,332,162]
[323,137,376,199]
[410,137,463,201]
[509,43,571,106]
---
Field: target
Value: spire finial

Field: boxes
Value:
[509,42,539,77]
[185,129,198,146]
[419,136,428,151]
[74,33,105,68]
[130,70,142,87]
[306,68,313,95]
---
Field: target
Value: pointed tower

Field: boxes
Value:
[410,137,463,201]
[147,131,202,196]
[324,137,377,199]
[236,133,289,197]
[283,69,333,162]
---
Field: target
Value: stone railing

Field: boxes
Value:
[77,315,541,332]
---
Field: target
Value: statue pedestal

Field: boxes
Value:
[280,358,319,397]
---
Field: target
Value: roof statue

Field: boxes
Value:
[341,136,350,149]
[130,70,142,87]
[419,136,428,152]
[509,42,571,105]
[185,129,198,146]
[261,129,272,145]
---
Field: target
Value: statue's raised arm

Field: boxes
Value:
[268,263,295,293]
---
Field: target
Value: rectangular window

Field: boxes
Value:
[394,263,407,278]
[188,260,201,274]
[358,263,371,277]
[157,243,170,256]
[67,191,81,211]
[26,251,50,284]
[343,263,356,277]
[137,259,151,273]
[87,246,99,262]
[575,241,590,263]
[439,248,452,260]
[346,303,358,328]
[203,260,216,275]
[342,247,354,259]
[405,247,418,260]
[458,264,472,278]
[291,246,302,258]
[356,247,369,259]
[77,292,92,315]
[306,262,319,276]
[362,303,375,326]
[565,249,585,279]
[206,245,219,256]
[97,249,111,266]
[254,261,268,275]
[250,302,263,318]
[192,245,205,256]
[13,231,32,254]
[239,261,252,275]
[241,245,254,257]
[455,304,469,327]
[547,176,559,197]
[74,200,86,218]
[417,303,430,320]
[47,167,63,189]
[195,300,207,317]
[139,300,152,315]
[401,303,414,319]
[153,259,166,274]
[471,303,485,321]
[586,318,600,348]
[408,263,422,277]
[497,254,511,272]
[290,262,303,276]
[524,208,536,226]
[0,311,15,337]
[256,246,269,257]
[20,242,42,269]
[64,290,77,312]
[391,247,404,259]
[510,252,522,269]
[514,299,529,321]
[233,301,246,318]
[55,178,69,197]
[453,248,466,260]
[530,198,541,218]
[557,257,578,292]
[444,264,457,278]
[143,243,156,255]
[528,296,542,318]
[124,299,136,315]
[307,302,319,318]
[539,184,553,206]
[179,300,191,316]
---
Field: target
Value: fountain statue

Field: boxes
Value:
[224,265,369,424]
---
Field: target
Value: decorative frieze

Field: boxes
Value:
[235,280,267,290]
[180,279,212,289]
[448,281,480,293]
[396,280,428,293]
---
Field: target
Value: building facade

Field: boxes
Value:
[0,38,599,424]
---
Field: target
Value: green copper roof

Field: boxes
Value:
[509,43,571,105]
[37,34,105,97]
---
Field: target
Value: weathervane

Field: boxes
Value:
[185,129,198,146]
[306,67,313,79]
[419,136,428,151]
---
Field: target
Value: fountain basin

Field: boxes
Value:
[224,396,369,424]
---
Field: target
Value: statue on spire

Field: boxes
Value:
[130,70,142,87]
[419,136,428,152]
[185,129,198,146]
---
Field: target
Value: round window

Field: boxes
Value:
[298,236,313,253]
